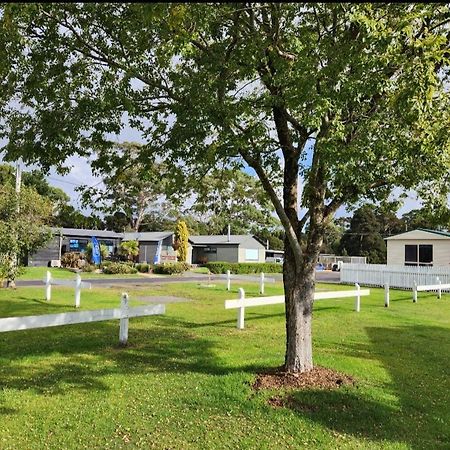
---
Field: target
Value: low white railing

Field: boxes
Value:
[412,279,450,302]
[225,284,370,329]
[0,293,165,345]
[43,271,91,307]
[340,263,450,289]
[220,271,276,294]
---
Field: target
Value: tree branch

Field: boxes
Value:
[41,9,182,102]
[239,149,303,269]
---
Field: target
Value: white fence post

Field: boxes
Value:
[384,283,390,308]
[119,293,129,345]
[260,272,265,295]
[237,288,245,329]
[355,283,360,312]
[45,271,52,301]
[226,270,231,291]
[74,274,82,308]
[413,281,417,303]
[437,277,442,299]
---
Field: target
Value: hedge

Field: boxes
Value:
[102,263,138,274]
[204,262,282,274]
[135,263,151,273]
[153,262,190,275]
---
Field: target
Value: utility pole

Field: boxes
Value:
[15,162,22,197]
[6,162,21,288]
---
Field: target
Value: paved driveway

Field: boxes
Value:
[16,270,340,287]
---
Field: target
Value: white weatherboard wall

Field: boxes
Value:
[385,229,450,266]
[341,263,450,289]
[387,239,450,266]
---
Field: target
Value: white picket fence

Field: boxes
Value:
[0,293,165,345]
[340,263,450,290]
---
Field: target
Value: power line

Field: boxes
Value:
[46,176,104,190]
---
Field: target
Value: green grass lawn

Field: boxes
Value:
[18,266,149,280]
[190,267,211,274]
[0,281,449,449]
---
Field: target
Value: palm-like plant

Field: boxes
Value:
[119,240,139,262]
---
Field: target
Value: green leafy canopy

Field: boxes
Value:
[0,4,448,246]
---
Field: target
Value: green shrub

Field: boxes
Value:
[102,262,138,274]
[204,262,282,274]
[61,252,82,269]
[82,263,96,273]
[100,260,113,269]
[153,262,190,275]
[136,263,150,273]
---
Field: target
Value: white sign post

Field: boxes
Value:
[260,272,265,295]
[354,283,361,312]
[119,293,129,345]
[437,277,442,299]
[75,274,82,308]
[45,270,52,301]
[384,283,390,308]
[237,288,245,330]
[226,270,231,291]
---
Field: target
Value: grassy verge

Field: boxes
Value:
[0,281,449,449]
[190,267,211,274]
[18,266,148,280]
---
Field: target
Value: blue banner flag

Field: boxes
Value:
[91,236,101,265]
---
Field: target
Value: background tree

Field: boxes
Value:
[103,211,131,233]
[52,204,105,229]
[192,169,281,235]
[0,163,106,229]
[321,221,344,255]
[339,205,387,263]
[1,4,450,373]
[174,220,189,263]
[0,163,69,209]
[0,184,52,285]
[374,202,406,238]
[79,142,168,232]
[401,208,450,232]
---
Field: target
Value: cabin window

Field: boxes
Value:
[404,244,433,266]
[245,249,259,261]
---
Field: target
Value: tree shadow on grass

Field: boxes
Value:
[0,315,266,397]
[286,325,450,449]
[0,297,76,318]
[176,311,285,329]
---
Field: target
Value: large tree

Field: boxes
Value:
[1,4,450,373]
[0,183,52,285]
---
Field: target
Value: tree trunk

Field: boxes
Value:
[283,246,315,373]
